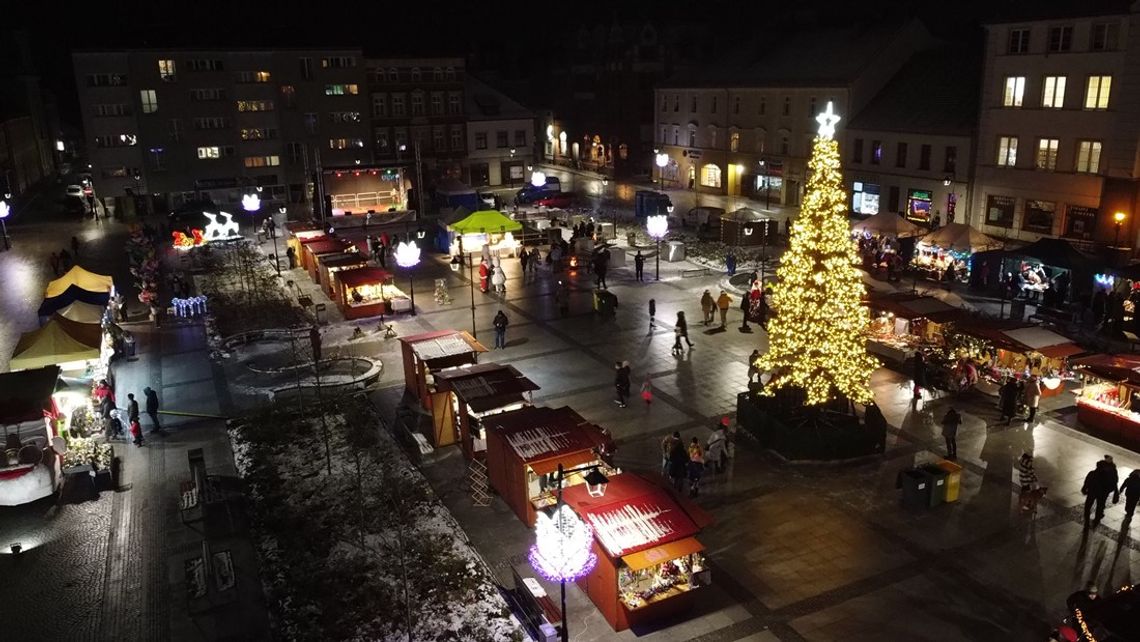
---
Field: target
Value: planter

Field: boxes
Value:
[736,388,885,461]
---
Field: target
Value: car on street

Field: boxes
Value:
[65,185,84,198]
[534,192,574,209]
[514,177,562,204]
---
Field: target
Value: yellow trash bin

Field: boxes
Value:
[937,460,962,503]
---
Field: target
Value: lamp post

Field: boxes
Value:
[0,200,10,250]
[655,151,668,190]
[395,241,420,316]
[646,214,668,281]
[529,463,608,642]
[1114,211,1126,248]
[268,206,284,277]
[758,160,771,210]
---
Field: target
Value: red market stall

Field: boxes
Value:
[1072,353,1140,450]
[400,330,488,414]
[863,292,969,362]
[334,267,408,320]
[317,252,370,299]
[302,238,357,283]
[940,319,1085,397]
[293,232,330,271]
[484,406,616,526]
[560,473,713,632]
[431,363,541,458]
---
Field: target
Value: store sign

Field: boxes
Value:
[1065,205,1098,240]
[852,181,880,216]
[985,194,1016,228]
[1023,200,1056,234]
[906,189,932,224]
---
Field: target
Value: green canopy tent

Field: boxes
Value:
[447,210,523,235]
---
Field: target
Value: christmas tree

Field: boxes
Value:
[755,102,876,406]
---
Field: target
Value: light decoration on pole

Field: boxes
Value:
[242,193,261,212]
[395,241,421,316]
[655,152,669,188]
[646,214,668,281]
[754,101,876,406]
[171,296,208,317]
[528,504,597,582]
[531,170,547,188]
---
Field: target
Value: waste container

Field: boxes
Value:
[936,460,962,503]
[919,464,948,507]
[898,468,929,511]
[595,290,618,317]
[666,241,686,262]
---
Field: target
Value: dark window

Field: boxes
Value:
[888,186,900,213]
[919,145,931,170]
[1008,28,1030,54]
[852,138,863,163]
[1047,26,1072,53]
[896,142,907,168]
[943,146,957,173]
[1092,23,1120,51]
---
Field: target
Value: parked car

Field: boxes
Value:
[514,177,562,204]
[65,184,84,198]
[534,192,574,209]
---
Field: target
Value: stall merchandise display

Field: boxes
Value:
[62,437,113,470]
[911,246,970,282]
[619,553,707,609]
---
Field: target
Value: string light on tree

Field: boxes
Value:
[754,101,877,406]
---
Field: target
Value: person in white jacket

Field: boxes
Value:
[707,418,730,474]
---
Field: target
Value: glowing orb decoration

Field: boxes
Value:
[242,193,261,212]
[394,241,421,268]
[529,505,597,582]
[655,152,669,168]
[646,214,669,240]
[1043,377,1062,391]
[203,211,241,241]
[815,101,841,140]
[0,200,9,219]
[531,170,547,188]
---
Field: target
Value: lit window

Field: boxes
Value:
[324,84,359,96]
[140,90,158,114]
[1042,76,1066,108]
[729,132,740,152]
[1076,140,1102,173]
[1085,76,1111,110]
[158,59,176,81]
[700,164,722,188]
[243,155,281,168]
[1003,76,1025,107]
[870,140,882,165]
[997,136,1018,166]
[1035,138,1059,170]
[197,146,221,159]
[236,100,274,112]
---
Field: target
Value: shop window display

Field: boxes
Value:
[619,553,708,610]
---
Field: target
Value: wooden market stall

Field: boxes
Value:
[863,292,968,362]
[912,223,1003,284]
[720,208,776,246]
[430,363,541,459]
[334,266,408,320]
[317,252,370,299]
[290,230,329,270]
[285,223,322,256]
[941,319,1085,396]
[484,406,617,526]
[301,237,354,278]
[560,473,714,632]
[1071,354,1140,450]
[399,330,488,415]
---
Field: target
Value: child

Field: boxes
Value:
[130,418,144,447]
[641,379,653,405]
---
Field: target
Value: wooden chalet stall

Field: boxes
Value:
[286,225,325,263]
[302,237,356,283]
[430,363,540,459]
[334,267,404,320]
[863,292,968,363]
[561,473,713,632]
[484,406,617,527]
[317,252,370,299]
[943,320,1084,397]
[1072,354,1140,450]
[399,330,487,417]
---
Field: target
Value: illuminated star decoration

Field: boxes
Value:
[394,241,421,268]
[815,101,841,140]
[528,505,597,582]
[242,193,261,212]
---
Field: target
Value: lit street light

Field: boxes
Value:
[655,151,668,189]
[1114,211,1127,248]
[646,214,668,281]
[395,241,421,316]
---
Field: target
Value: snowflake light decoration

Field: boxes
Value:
[529,505,597,582]
[646,214,669,240]
[394,241,421,268]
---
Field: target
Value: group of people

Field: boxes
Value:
[47,236,82,276]
[93,379,164,447]
[365,231,406,269]
[660,419,731,497]
[856,234,906,281]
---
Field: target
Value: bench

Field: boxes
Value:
[681,267,711,278]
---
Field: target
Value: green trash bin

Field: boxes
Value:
[919,464,948,507]
[898,469,929,511]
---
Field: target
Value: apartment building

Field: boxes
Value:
[844,47,978,228]
[465,75,533,187]
[73,48,369,208]
[972,3,1140,248]
[654,20,930,208]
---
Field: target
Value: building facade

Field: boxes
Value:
[1,31,58,197]
[654,20,931,209]
[972,4,1140,249]
[464,76,533,187]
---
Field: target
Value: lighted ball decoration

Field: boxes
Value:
[646,214,669,240]
[394,241,421,268]
[528,505,597,582]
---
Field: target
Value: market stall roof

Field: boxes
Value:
[44,265,114,299]
[1000,327,1083,356]
[297,232,331,245]
[561,473,701,558]
[850,211,925,238]
[448,209,523,234]
[433,363,540,412]
[49,315,103,349]
[56,301,106,325]
[38,284,113,317]
[1007,237,1095,270]
[304,239,355,256]
[919,223,1003,254]
[337,267,393,289]
[723,208,768,223]
[286,221,320,233]
[400,329,487,361]
[864,292,967,324]
[318,253,370,269]
[9,320,100,371]
[487,406,600,469]
[0,365,61,423]
[1071,354,1140,387]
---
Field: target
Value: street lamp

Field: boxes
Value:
[395,241,421,316]
[655,151,668,189]
[646,214,668,281]
[0,200,10,250]
[528,463,607,642]
[1114,211,1127,248]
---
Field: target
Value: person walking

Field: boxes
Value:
[285,245,297,269]
[1018,452,1038,495]
[687,437,705,497]
[661,431,680,477]
[700,290,715,325]
[739,289,752,331]
[634,251,645,282]
[1120,469,1140,522]
[127,393,140,427]
[492,310,509,349]
[716,290,732,328]
[1104,455,1120,504]
[1082,460,1113,528]
[1025,375,1042,422]
[555,279,570,316]
[519,248,529,281]
[640,378,653,405]
[675,311,693,349]
[941,407,961,459]
[707,418,729,474]
[614,361,631,408]
[71,235,80,258]
[143,386,163,434]
[648,298,656,334]
[668,438,689,492]
[747,349,762,384]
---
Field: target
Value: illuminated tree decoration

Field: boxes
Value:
[528,504,597,582]
[755,102,876,406]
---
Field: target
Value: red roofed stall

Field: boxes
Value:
[334,266,403,320]
[399,330,488,419]
[302,237,357,283]
[1072,353,1140,450]
[431,363,540,458]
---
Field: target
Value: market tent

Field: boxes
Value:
[448,209,522,234]
[37,283,113,317]
[9,319,101,371]
[1008,237,1095,270]
[0,366,61,422]
[56,301,107,325]
[919,223,1003,253]
[44,265,114,299]
[1000,326,1086,358]
[851,211,924,238]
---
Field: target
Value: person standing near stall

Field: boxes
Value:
[1025,376,1042,422]
[941,407,961,459]
[716,290,732,328]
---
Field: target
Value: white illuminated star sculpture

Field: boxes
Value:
[815,101,840,140]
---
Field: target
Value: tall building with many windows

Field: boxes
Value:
[972,2,1140,248]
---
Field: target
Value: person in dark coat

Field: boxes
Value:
[285,245,296,269]
[143,386,163,434]
[1120,469,1140,522]
[675,311,693,348]
[668,440,689,492]
[999,379,1019,424]
[126,393,140,425]
[1103,455,1120,503]
[634,251,645,282]
[614,361,631,408]
[1082,461,1113,528]
[648,298,656,333]
[941,407,961,459]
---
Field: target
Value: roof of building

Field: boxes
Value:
[659,19,922,89]
[465,75,533,121]
[847,47,978,136]
[985,0,1133,25]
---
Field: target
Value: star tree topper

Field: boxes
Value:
[815,101,840,140]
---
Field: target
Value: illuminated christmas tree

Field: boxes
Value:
[755,102,876,406]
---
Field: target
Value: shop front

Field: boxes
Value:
[1064,205,1098,242]
[431,363,540,458]
[334,266,403,320]
[484,406,617,526]
[560,473,713,632]
[399,330,488,412]
[1072,354,1140,450]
